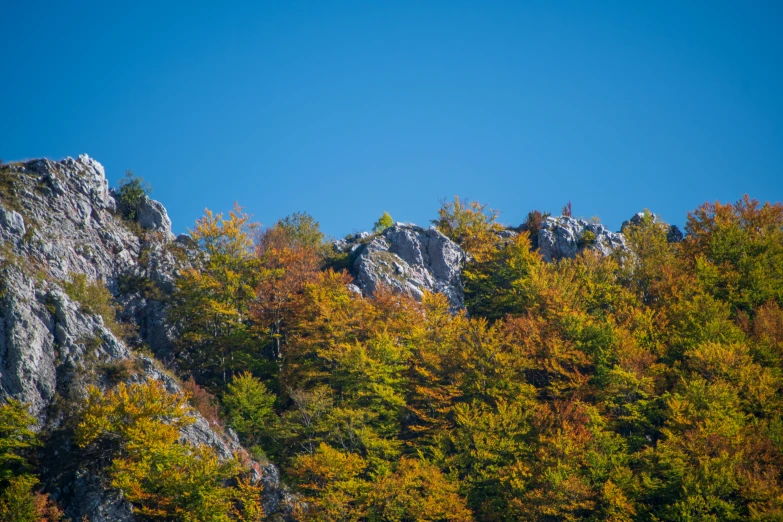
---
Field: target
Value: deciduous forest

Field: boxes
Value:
[3,189,783,521]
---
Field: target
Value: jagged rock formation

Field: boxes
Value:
[0,155,291,521]
[338,224,467,308]
[537,216,629,262]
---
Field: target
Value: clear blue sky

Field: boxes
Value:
[2,1,782,237]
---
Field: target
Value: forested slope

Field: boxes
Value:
[2,156,783,521]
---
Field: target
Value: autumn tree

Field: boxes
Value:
[253,213,324,378]
[366,458,473,522]
[195,195,783,521]
[289,443,368,522]
[75,381,263,521]
[432,197,504,262]
[170,204,261,387]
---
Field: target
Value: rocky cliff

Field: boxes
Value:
[0,155,290,521]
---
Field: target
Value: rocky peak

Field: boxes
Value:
[341,223,467,308]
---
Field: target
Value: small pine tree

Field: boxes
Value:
[115,170,151,220]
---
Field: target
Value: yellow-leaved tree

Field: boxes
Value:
[170,204,261,388]
[432,196,504,262]
[75,380,263,522]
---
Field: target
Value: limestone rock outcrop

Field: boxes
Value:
[339,224,467,308]
[537,216,629,262]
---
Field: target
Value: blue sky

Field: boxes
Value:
[1,1,781,237]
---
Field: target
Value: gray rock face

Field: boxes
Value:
[538,216,628,262]
[0,155,290,520]
[348,224,466,308]
[621,211,652,230]
[136,195,173,235]
[0,207,25,236]
[0,269,130,418]
[2,156,137,282]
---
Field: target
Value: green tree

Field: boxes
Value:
[115,170,151,221]
[223,372,277,456]
[463,232,542,320]
[274,211,326,250]
[373,212,394,234]
[0,400,38,484]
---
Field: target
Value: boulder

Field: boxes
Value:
[667,225,684,242]
[0,206,25,237]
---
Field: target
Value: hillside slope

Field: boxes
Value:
[0,155,291,520]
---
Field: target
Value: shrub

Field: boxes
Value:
[522,209,549,249]
[578,229,597,248]
[115,170,151,221]
[101,358,139,386]
[62,274,133,339]
[116,272,163,301]
[181,378,222,432]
